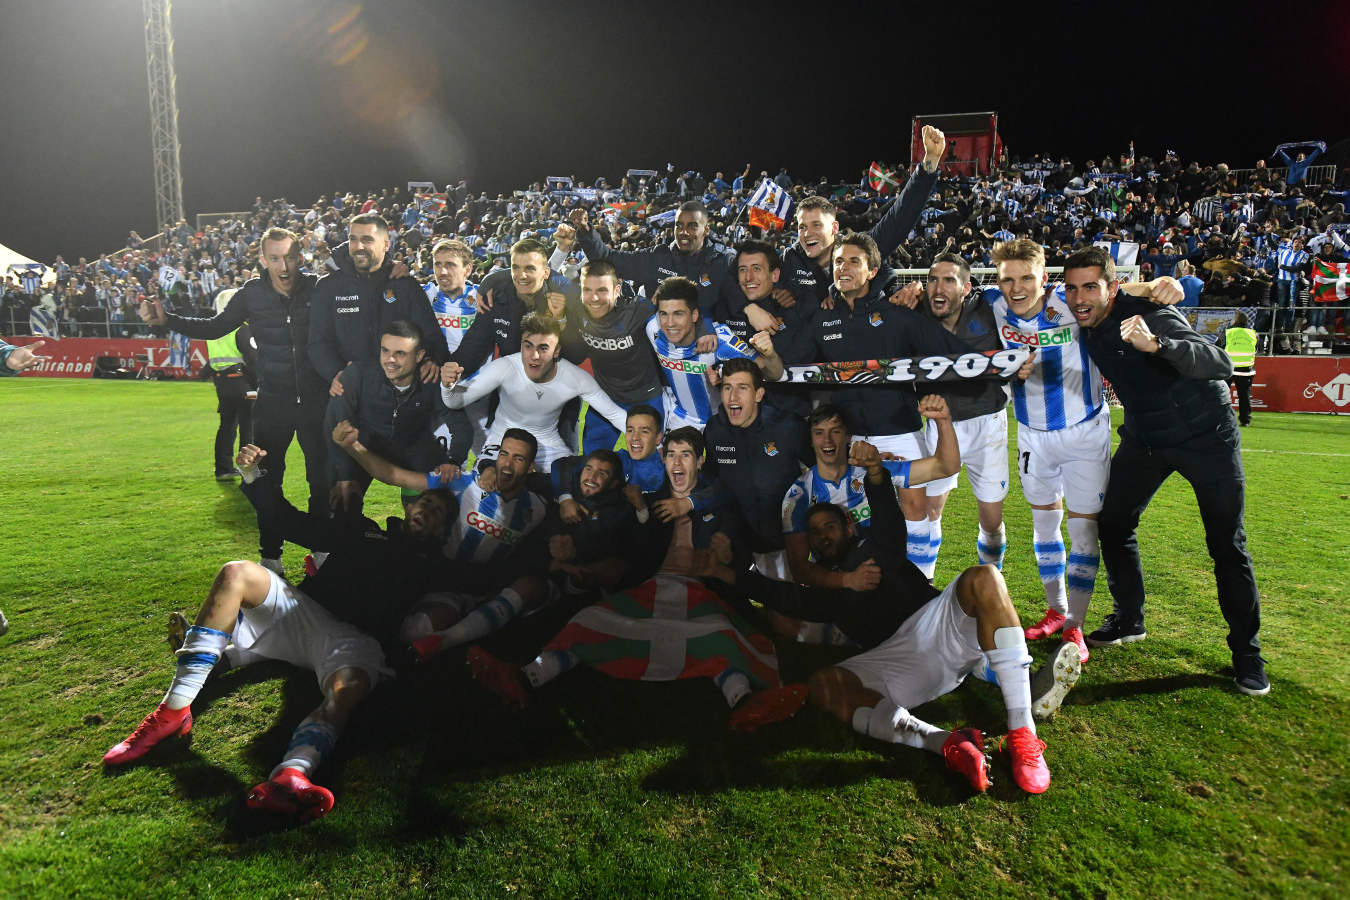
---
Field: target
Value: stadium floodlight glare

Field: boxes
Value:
[143,0,185,231]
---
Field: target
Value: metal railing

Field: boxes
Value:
[1224,164,1338,187]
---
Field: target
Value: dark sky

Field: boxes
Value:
[2,0,1347,263]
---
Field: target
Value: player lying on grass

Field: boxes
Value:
[102,444,453,821]
[759,438,1080,794]
[466,426,807,731]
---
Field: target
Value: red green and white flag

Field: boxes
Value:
[604,199,647,219]
[868,161,899,193]
[1310,258,1350,303]
[543,575,780,691]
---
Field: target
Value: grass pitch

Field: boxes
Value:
[0,378,1347,898]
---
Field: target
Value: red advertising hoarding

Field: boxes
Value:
[3,336,206,378]
[1243,355,1350,415]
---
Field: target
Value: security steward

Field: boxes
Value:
[202,287,258,480]
[1218,311,1258,426]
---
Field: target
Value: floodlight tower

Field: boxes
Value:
[143,0,184,231]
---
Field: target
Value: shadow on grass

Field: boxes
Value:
[1069,672,1230,706]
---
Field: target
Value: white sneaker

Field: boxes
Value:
[1303,326,1318,336]
[0,609,9,637]
[1031,641,1083,720]
[1318,326,1330,336]
[259,557,285,577]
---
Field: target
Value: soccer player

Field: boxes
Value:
[918,253,1011,578]
[425,238,489,454]
[616,404,667,492]
[798,439,1062,794]
[722,240,815,417]
[1069,247,1267,695]
[646,276,783,431]
[100,450,448,822]
[987,239,1180,662]
[440,313,628,470]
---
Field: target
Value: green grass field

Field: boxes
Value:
[1,378,1347,898]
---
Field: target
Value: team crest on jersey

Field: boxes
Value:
[869,312,883,327]
[850,477,863,493]
[1044,306,1060,322]
[763,442,779,457]
[383,289,397,304]
[702,512,715,522]
[699,273,712,287]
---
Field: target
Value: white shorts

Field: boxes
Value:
[922,409,1010,502]
[838,579,984,711]
[752,549,792,582]
[232,569,390,690]
[857,431,925,478]
[1014,414,1110,513]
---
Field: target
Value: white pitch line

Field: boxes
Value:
[1241,448,1350,457]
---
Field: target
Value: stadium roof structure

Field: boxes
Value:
[0,240,52,284]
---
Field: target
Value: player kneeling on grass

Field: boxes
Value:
[789,438,1076,794]
[101,555,390,823]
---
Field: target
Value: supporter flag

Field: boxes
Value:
[868,161,899,194]
[29,306,58,338]
[647,209,678,227]
[604,200,647,220]
[168,331,192,369]
[748,178,793,231]
[1094,240,1139,267]
[1311,258,1350,303]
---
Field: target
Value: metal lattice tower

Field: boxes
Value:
[143,0,184,231]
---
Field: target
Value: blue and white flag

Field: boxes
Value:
[647,209,678,227]
[29,306,58,337]
[748,178,793,229]
[1094,240,1139,267]
[168,331,192,368]
[158,265,179,291]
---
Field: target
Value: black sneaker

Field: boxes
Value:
[1233,654,1270,696]
[1085,614,1146,647]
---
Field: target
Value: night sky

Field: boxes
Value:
[2,0,1346,263]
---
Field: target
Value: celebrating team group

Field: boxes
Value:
[104,128,1265,822]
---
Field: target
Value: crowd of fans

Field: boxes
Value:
[4,147,1347,353]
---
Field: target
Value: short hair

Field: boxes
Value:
[677,200,710,220]
[653,276,699,309]
[580,258,619,282]
[626,403,662,428]
[260,226,298,252]
[520,311,564,341]
[992,238,1045,269]
[510,237,549,260]
[796,196,836,219]
[807,403,851,433]
[410,488,454,514]
[720,357,763,390]
[500,427,538,461]
[431,238,473,266]
[381,319,424,353]
[583,448,622,482]
[1232,311,1249,327]
[836,232,881,271]
[735,239,782,271]
[805,502,849,531]
[930,252,972,284]
[1063,246,1116,283]
[663,426,705,458]
[349,213,389,236]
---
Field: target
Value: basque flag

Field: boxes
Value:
[748,178,792,231]
[1311,258,1350,303]
[868,161,899,194]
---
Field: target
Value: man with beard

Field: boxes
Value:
[308,213,448,396]
[424,238,489,455]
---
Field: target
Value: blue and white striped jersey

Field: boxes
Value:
[425,281,480,354]
[644,316,756,428]
[781,461,912,535]
[444,474,546,565]
[984,286,1103,432]
[1276,243,1308,282]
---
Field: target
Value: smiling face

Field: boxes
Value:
[720,369,764,428]
[379,334,423,385]
[810,415,849,470]
[494,437,534,496]
[511,250,550,297]
[995,258,1048,318]
[663,439,702,496]
[578,457,616,499]
[656,296,698,346]
[925,261,971,326]
[797,209,839,264]
[807,506,854,566]
[348,223,388,273]
[260,236,301,296]
[737,251,778,302]
[1063,265,1119,328]
[520,330,561,383]
[625,413,661,461]
[581,273,620,320]
[404,492,450,539]
[673,210,708,253]
[832,242,876,300]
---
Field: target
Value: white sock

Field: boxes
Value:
[986,626,1035,734]
[431,589,526,649]
[794,620,854,646]
[164,625,230,709]
[523,650,580,688]
[1031,508,1067,615]
[906,518,934,575]
[851,699,948,753]
[716,668,752,708]
[977,524,1006,569]
[1065,518,1100,629]
[269,718,338,780]
[922,517,943,579]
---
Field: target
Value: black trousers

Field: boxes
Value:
[213,373,253,476]
[252,391,330,558]
[1097,415,1261,659]
[1230,373,1253,425]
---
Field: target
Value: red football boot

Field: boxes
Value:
[1002,726,1051,794]
[941,727,991,792]
[102,703,193,766]
[247,767,335,823]
[1024,609,1066,640]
